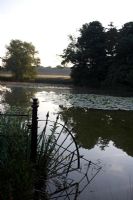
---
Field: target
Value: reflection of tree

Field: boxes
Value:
[59,107,133,156]
[3,87,37,112]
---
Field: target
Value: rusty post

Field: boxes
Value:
[30,98,39,163]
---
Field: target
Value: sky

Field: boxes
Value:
[0,0,133,67]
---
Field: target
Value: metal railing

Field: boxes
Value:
[0,98,102,200]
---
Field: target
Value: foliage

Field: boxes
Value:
[0,110,33,200]
[62,21,106,86]
[105,22,118,59]
[55,65,64,69]
[3,40,40,81]
[61,21,133,88]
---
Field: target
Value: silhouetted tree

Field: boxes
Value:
[103,23,119,86]
[3,40,40,81]
[105,22,118,63]
[108,22,133,86]
[61,21,106,86]
[61,21,133,88]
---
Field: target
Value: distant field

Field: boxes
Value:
[0,72,70,78]
[0,72,72,84]
[0,73,12,77]
[37,74,70,79]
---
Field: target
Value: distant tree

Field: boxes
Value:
[56,65,64,69]
[3,39,40,81]
[61,21,106,86]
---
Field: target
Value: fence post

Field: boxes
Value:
[30,98,39,163]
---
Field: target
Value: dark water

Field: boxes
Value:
[1,83,133,200]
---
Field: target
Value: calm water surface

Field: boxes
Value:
[1,83,133,200]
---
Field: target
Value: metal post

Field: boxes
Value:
[30,98,39,163]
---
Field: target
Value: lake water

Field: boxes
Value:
[1,83,133,200]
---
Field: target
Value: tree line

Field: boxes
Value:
[61,21,133,88]
[1,21,133,87]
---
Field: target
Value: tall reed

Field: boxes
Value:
[0,109,33,200]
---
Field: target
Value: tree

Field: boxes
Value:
[105,22,118,58]
[56,65,64,69]
[105,22,118,67]
[3,39,40,81]
[61,21,106,86]
[103,23,119,86]
[111,22,133,86]
[61,21,133,88]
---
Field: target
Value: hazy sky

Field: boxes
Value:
[0,0,133,67]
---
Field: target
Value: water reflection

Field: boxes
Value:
[1,84,133,199]
[3,87,36,107]
[34,115,102,200]
[59,107,133,156]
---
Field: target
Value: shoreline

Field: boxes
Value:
[1,80,133,97]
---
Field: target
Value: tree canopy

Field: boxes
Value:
[3,40,40,81]
[61,21,133,88]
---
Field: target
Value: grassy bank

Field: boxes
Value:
[0,73,72,85]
